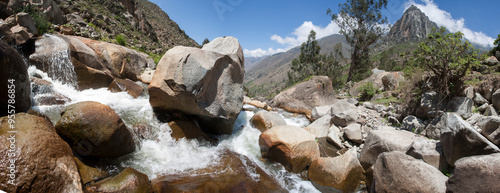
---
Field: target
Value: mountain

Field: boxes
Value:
[244,34,349,99]
[244,56,265,71]
[386,5,438,43]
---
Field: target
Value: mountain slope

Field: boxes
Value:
[245,34,349,98]
[386,5,438,43]
[244,56,265,71]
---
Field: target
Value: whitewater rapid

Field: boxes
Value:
[28,66,320,192]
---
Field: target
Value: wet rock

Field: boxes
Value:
[360,127,425,169]
[447,97,473,119]
[440,113,500,166]
[405,139,447,170]
[74,157,109,184]
[373,151,447,193]
[149,37,244,135]
[344,123,363,144]
[305,115,332,138]
[446,153,500,193]
[0,40,31,117]
[85,167,152,193]
[152,150,286,193]
[308,149,364,193]
[250,111,286,132]
[478,116,500,146]
[55,101,136,158]
[0,113,82,192]
[259,125,320,173]
[330,100,359,127]
[271,76,336,118]
[108,78,144,98]
[401,115,426,133]
[168,120,216,144]
[34,93,71,106]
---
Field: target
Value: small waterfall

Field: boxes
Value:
[35,34,78,88]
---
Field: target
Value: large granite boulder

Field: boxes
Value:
[308,149,364,193]
[271,76,336,118]
[360,127,425,169]
[416,91,445,119]
[478,116,500,146]
[0,40,31,117]
[446,153,500,193]
[447,97,473,119]
[259,125,320,173]
[55,101,136,158]
[250,110,286,132]
[152,150,286,193]
[0,113,82,192]
[330,99,360,127]
[149,36,244,134]
[440,113,500,166]
[372,151,447,193]
[405,139,447,170]
[304,115,332,138]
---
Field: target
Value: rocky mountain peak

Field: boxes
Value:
[387,5,438,42]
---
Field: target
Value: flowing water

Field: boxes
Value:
[28,65,321,192]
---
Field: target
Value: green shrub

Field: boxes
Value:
[358,82,376,101]
[115,34,127,46]
[19,4,51,35]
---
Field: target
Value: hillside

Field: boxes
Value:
[244,56,265,71]
[245,34,350,99]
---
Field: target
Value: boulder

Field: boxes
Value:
[311,105,332,121]
[463,86,474,99]
[344,123,363,144]
[246,100,272,111]
[478,103,489,113]
[440,113,500,166]
[271,76,336,118]
[259,125,320,173]
[152,150,286,193]
[149,37,244,135]
[478,116,500,146]
[330,99,359,127]
[250,111,286,132]
[401,115,426,133]
[140,69,155,84]
[308,149,364,193]
[382,73,399,91]
[108,78,144,98]
[304,115,332,138]
[405,139,447,170]
[484,105,499,116]
[327,125,344,148]
[424,114,447,140]
[372,151,447,193]
[493,88,500,110]
[349,71,401,97]
[34,93,71,106]
[416,91,445,119]
[474,92,488,105]
[85,167,152,193]
[447,97,473,119]
[0,40,31,117]
[168,120,216,144]
[0,113,82,192]
[15,12,36,35]
[66,13,87,26]
[55,101,136,158]
[446,153,500,193]
[360,127,425,169]
[74,157,109,184]
[10,24,32,45]
[485,56,499,66]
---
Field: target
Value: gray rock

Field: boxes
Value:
[474,92,488,105]
[447,97,473,119]
[16,12,37,35]
[67,14,87,26]
[347,97,359,106]
[149,37,244,134]
[360,127,425,169]
[382,73,399,91]
[250,111,287,132]
[416,91,445,119]
[478,116,500,146]
[331,100,359,127]
[344,123,363,144]
[406,139,447,170]
[478,103,489,113]
[485,56,499,66]
[424,114,448,140]
[305,115,332,138]
[446,153,500,193]
[401,115,426,133]
[327,130,344,149]
[484,105,499,117]
[440,113,500,166]
[493,88,500,110]
[373,151,447,193]
[311,105,332,121]
[463,86,474,99]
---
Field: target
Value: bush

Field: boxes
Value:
[115,34,126,46]
[19,4,51,35]
[358,82,376,101]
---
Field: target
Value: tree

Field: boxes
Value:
[287,30,321,85]
[202,38,210,46]
[489,34,500,58]
[328,0,388,83]
[413,27,479,98]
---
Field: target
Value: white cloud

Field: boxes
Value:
[244,48,285,58]
[245,21,341,57]
[405,0,494,47]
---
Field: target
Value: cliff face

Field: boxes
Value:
[387,5,438,42]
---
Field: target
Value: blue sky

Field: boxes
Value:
[150,0,500,57]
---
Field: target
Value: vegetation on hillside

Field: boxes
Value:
[328,0,389,83]
[489,34,500,58]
